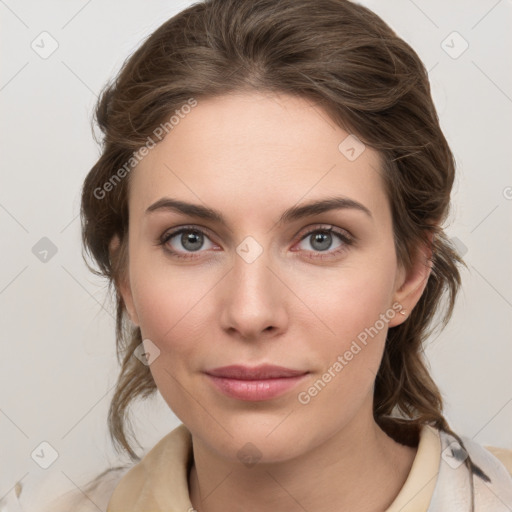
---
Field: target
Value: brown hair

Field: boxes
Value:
[81,0,478,475]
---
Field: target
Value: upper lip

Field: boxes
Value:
[205,365,308,380]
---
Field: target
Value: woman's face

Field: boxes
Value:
[118,92,419,463]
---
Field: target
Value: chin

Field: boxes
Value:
[191,416,311,465]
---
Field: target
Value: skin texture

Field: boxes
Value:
[113,92,432,512]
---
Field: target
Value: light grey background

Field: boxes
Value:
[1,0,511,503]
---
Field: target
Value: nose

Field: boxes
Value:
[219,245,288,341]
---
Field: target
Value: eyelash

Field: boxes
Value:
[156,224,354,261]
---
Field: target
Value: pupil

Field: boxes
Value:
[312,232,331,251]
[183,231,202,251]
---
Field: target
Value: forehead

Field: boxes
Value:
[128,92,389,225]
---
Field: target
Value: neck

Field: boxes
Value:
[188,410,417,512]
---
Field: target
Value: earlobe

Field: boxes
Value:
[388,235,434,328]
[109,235,140,328]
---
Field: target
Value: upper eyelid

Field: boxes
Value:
[163,224,219,243]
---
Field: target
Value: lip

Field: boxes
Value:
[204,365,309,401]
[205,364,308,379]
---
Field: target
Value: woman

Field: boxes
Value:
[4,0,511,510]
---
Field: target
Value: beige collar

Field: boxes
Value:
[107,424,194,511]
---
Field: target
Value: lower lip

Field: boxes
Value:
[206,374,308,401]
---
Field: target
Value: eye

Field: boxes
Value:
[158,226,218,259]
[292,226,354,260]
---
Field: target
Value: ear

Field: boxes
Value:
[387,232,434,328]
[109,235,140,328]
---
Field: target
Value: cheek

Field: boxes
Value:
[300,249,398,380]
[293,274,395,423]
[129,266,215,418]
[130,261,216,359]
[314,253,396,327]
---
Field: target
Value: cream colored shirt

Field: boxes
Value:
[4,424,512,511]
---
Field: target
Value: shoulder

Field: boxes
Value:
[0,466,133,512]
[484,445,512,478]
[50,466,133,512]
[461,434,512,483]
[445,432,512,506]
[437,429,512,480]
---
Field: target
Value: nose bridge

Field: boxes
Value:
[232,234,275,298]
[220,234,286,335]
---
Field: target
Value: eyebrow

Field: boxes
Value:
[145,196,373,225]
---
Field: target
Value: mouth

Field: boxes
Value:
[204,364,309,401]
